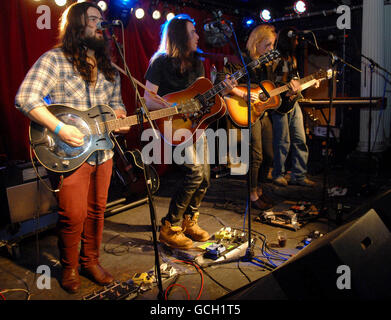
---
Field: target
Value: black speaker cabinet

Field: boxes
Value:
[223,209,391,300]
[350,189,391,232]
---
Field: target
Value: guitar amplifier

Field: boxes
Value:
[0,162,58,226]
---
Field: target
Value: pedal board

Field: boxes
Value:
[82,280,139,300]
[195,228,250,266]
[255,201,319,231]
[159,227,249,266]
[195,240,250,266]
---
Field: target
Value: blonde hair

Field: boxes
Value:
[246,24,277,59]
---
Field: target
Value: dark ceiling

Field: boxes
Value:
[172,0,363,18]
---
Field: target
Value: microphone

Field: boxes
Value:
[203,19,232,47]
[287,30,312,38]
[204,20,225,32]
[96,20,121,30]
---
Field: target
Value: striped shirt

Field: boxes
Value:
[15,47,126,165]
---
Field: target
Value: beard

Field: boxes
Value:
[82,35,106,51]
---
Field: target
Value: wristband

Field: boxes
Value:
[54,122,64,135]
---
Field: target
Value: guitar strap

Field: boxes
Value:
[111,62,172,108]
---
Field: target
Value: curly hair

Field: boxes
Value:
[56,1,116,82]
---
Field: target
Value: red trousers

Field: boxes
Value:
[52,159,113,269]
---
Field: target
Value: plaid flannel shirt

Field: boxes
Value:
[15,48,126,165]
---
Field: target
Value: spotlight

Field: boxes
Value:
[152,9,161,20]
[294,1,307,14]
[135,8,145,19]
[55,0,67,6]
[166,12,175,21]
[97,1,107,12]
[260,9,271,22]
[244,18,255,27]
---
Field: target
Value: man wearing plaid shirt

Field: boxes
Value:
[15,2,128,293]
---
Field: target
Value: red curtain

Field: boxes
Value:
[0,0,237,173]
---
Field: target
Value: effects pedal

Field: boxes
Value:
[82,280,138,300]
[204,243,226,260]
[132,272,155,285]
[215,227,233,240]
[159,263,177,278]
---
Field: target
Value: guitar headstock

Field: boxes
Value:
[259,49,280,65]
[314,68,334,80]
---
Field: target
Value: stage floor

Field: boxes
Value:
[0,163,389,301]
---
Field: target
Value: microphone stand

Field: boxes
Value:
[227,21,254,261]
[299,35,361,225]
[108,28,164,300]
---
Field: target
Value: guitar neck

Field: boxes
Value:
[96,107,179,134]
[270,74,318,97]
[202,53,275,101]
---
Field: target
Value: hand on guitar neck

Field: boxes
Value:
[219,75,238,96]
[286,78,302,98]
[113,110,131,134]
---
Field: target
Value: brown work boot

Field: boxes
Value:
[80,264,114,286]
[159,220,193,249]
[61,267,80,294]
[182,213,210,242]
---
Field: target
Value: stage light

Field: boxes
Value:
[135,8,145,19]
[166,12,175,21]
[97,1,107,12]
[152,9,161,20]
[245,18,255,27]
[294,1,307,14]
[55,0,67,7]
[260,9,271,22]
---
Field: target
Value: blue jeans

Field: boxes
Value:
[271,102,308,182]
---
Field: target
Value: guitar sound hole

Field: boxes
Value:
[53,112,92,159]
[258,93,268,102]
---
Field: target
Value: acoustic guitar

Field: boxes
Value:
[154,49,280,146]
[224,69,332,127]
[29,102,199,173]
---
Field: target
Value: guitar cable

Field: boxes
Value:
[29,145,63,296]
[29,145,63,193]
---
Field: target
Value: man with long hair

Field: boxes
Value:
[15,2,128,293]
[144,14,236,249]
